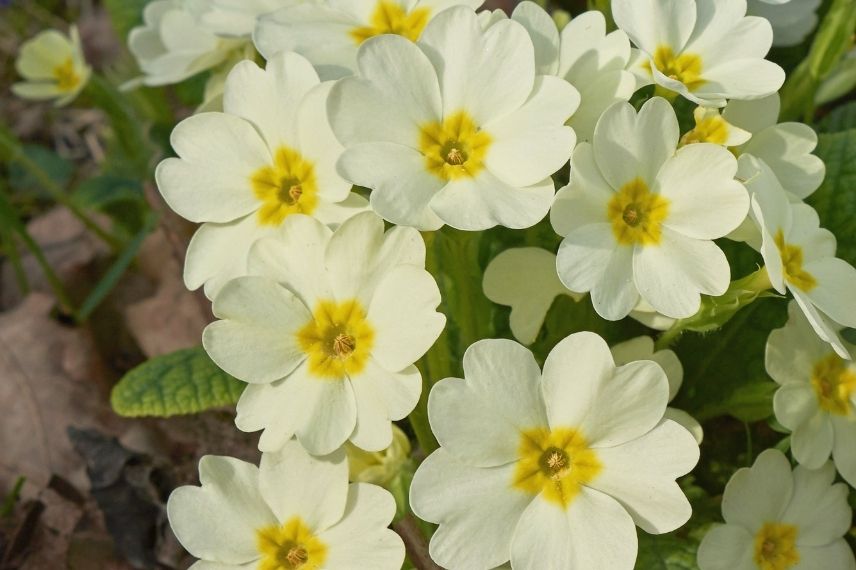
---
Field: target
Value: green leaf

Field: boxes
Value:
[8,145,73,198]
[672,298,787,423]
[818,102,856,133]
[111,347,246,417]
[808,129,856,266]
[103,0,150,38]
[635,531,698,570]
[72,175,148,235]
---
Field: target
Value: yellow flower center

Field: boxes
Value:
[512,427,602,508]
[349,0,431,44]
[753,522,799,570]
[257,517,327,570]
[643,46,705,91]
[419,111,492,181]
[53,57,81,93]
[607,178,670,246]
[296,299,375,379]
[251,147,318,226]
[680,115,730,146]
[811,353,856,416]
[774,230,817,292]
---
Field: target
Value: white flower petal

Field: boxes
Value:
[203,276,310,384]
[337,142,445,230]
[167,456,276,564]
[319,483,404,569]
[510,1,560,75]
[696,524,755,570]
[484,75,578,187]
[793,540,856,570]
[550,143,613,236]
[588,419,698,534]
[633,229,731,319]
[722,449,793,529]
[832,416,856,488]
[482,247,574,345]
[367,265,445,372]
[593,98,679,190]
[428,339,548,467]
[773,383,820,432]
[510,488,637,569]
[410,449,529,570]
[247,215,334,308]
[430,171,554,231]
[541,331,614,429]
[803,257,856,328]
[223,53,319,150]
[656,143,748,240]
[156,113,270,223]
[612,0,696,54]
[781,462,851,547]
[693,58,785,101]
[259,439,348,531]
[184,215,272,298]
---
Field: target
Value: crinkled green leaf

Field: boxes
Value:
[111,347,245,417]
[808,129,856,266]
[672,298,786,423]
[818,102,856,133]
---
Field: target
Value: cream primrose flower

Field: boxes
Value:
[410,333,700,570]
[611,336,703,444]
[483,2,636,141]
[12,26,91,107]
[346,424,412,486]
[551,97,749,321]
[697,449,855,570]
[254,0,482,80]
[127,0,249,87]
[327,6,579,231]
[203,212,446,455]
[167,441,405,570]
[749,169,856,360]
[767,301,856,487]
[724,94,825,201]
[156,52,367,299]
[613,0,785,107]
[748,0,821,47]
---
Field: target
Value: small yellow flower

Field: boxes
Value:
[12,26,91,107]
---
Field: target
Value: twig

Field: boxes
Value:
[393,514,444,570]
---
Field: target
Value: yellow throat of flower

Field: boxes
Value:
[420,111,492,182]
[811,353,856,416]
[53,57,81,93]
[512,427,602,508]
[607,178,670,246]
[645,45,705,91]
[297,299,375,379]
[251,146,318,226]
[257,517,327,570]
[350,0,431,44]
[774,230,817,292]
[753,522,800,570]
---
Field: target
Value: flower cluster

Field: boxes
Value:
[14,0,855,568]
[149,0,856,567]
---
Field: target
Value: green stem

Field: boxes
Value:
[0,185,76,314]
[0,129,121,251]
[85,75,153,179]
[0,224,29,294]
